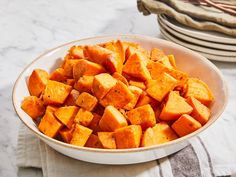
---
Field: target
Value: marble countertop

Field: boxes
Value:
[0,0,235,177]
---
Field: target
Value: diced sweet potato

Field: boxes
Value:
[141,127,156,147]
[159,56,174,69]
[92,73,117,99]
[147,62,188,86]
[63,59,80,77]
[152,122,178,144]
[172,114,202,137]
[129,80,146,90]
[46,105,58,113]
[100,81,134,109]
[150,48,165,61]
[64,89,80,106]
[21,96,45,119]
[69,46,84,59]
[98,132,116,149]
[88,113,102,134]
[112,72,129,86]
[74,75,94,93]
[74,108,94,127]
[70,124,92,146]
[75,92,98,111]
[38,110,63,138]
[185,78,214,106]
[125,46,149,64]
[123,53,151,81]
[28,69,49,97]
[66,79,76,86]
[159,91,193,120]
[99,105,128,131]
[146,73,178,102]
[59,127,74,143]
[43,80,72,105]
[127,104,156,129]
[135,91,158,108]
[124,86,143,110]
[85,134,103,148]
[54,106,79,128]
[50,68,67,82]
[115,125,142,149]
[167,55,177,68]
[187,96,210,125]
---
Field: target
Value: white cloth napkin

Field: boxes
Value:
[17,111,236,177]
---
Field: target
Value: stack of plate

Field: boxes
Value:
[158,15,236,62]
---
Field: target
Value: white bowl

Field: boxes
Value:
[12,34,228,165]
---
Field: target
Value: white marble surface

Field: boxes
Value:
[0,0,236,177]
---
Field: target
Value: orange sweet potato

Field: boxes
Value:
[74,108,94,127]
[88,113,102,134]
[167,55,177,69]
[85,134,103,148]
[63,59,80,77]
[73,59,105,80]
[127,104,156,130]
[172,114,202,137]
[112,72,129,86]
[21,96,45,119]
[99,105,128,131]
[185,78,214,106]
[75,92,98,111]
[141,127,156,147]
[125,45,149,64]
[158,56,174,69]
[74,75,94,93]
[59,127,74,143]
[28,69,49,97]
[69,46,84,59]
[150,48,165,61]
[115,125,142,149]
[43,80,72,105]
[124,86,143,110]
[104,40,125,64]
[92,73,117,99]
[38,110,63,138]
[98,132,116,149]
[159,91,193,120]
[129,80,146,90]
[123,53,151,81]
[64,89,80,106]
[135,91,158,108]
[187,96,210,125]
[146,73,178,102]
[70,124,92,146]
[50,68,67,82]
[100,81,133,109]
[54,106,79,128]
[66,79,76,86]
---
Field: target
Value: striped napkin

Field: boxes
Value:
[17,109,236,177]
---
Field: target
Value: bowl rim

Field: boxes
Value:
[12,34,229,153]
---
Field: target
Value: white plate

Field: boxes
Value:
[159,15,236,45]
[158,18,236,51]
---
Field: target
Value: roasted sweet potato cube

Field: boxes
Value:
[21,96,45,119]
[105,40,126,63]
[54,106,79,128]
[129,80,146,90]
[69,46,84,59]
[167,55,177,68]
[88,113,102,134]
[159,91,193,120]
[46,105,58,113]
[66,79,76,86]
[38,110,63,138]
[75,92,98,111]
[98,132,116,149]
[74,75,94,93]
[50,68,67,82]
[63,59,80,77]
[125,45,149,64]
[28,69,49,97]
[127,104,156,129]
[85,134,103,148]
[64,89,80,106]
[73,59,105,80]
[152,122,178,144]
[185,78,214,106]
[92,73,117,99]
[112,72,129,86]
[135,91,158,108]
[141,127,156,147]
[159,56,174,69]
[70,124,92,146]
[187,96,210,125]
[115,125,142,149]
[74,108,94,127]
[99,105,128,131]
[146,73,178,102]
[100,81,133,109]
[124,86,143,110]
[59,127,74,143]
[172,114,202,137]
[150,48,165,61]
[123,53,151,81]
[43,80,72,105]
